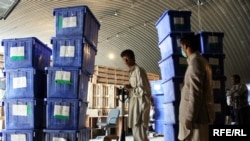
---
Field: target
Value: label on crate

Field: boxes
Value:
[59,16,77,28]
[53,105,70,119]
[52,137,67,141]
[10,46,25,60]
[13,76,27,89]
[60,45,75,57]
[173,17,184,25]
[177,38,181,48]
[55,71,72,84]
[11,134,26,141]
[12,104,30,116]
[209,58,219,66]
[179,57,187,65]
[213,80,221,89]
[208,36,219,44]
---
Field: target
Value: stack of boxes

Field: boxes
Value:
[197,31,226,124]
[153,9,226,141]
[43,5,100,141]
[1,37,52,141]
[149,79,164,133]
[154,10,193,141]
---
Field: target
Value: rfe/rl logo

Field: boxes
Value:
[213,129,247,136]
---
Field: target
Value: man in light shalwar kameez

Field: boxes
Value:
[121,49,151,141]
[178,35,215,141]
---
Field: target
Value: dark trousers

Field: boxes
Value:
[238,106,250,125]
[226,106,236,122]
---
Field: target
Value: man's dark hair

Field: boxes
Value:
[232,74,241,83]
[120,49,135,59]
[180,34,200,51]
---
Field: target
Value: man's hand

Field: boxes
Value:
[124,84,132,90]
[185,119,192,130]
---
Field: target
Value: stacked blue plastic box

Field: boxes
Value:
[149,80,165,134]
[197,31,226,124]
[154,10,194,141]
[1,37,52,141]
[43,5,100,141]
[154,9,226,141]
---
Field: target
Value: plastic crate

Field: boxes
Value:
[154,120,164,134]
[2,129,44,141]
[154,103,178,124]
[53,5,100,47]
[155,10,192,43]
[158,32,194,59]
[4,99,44,129]
[202,54,225,77]
[1,37,52,70]
[44,128,90,141]
[213,76,226,103]
[45,67,89,100]
[152,94,165,108]
[198,31,224,54]
[158,54,187,81]
[213,76,226,91]
[154,107,165,121]
[51,37,97,75]
[45,98,88,130]
[4,68,46,99]
[162,77,183,103]
[164,124,178,141]
[158,54,188,81]
[150,80,164,95]
[163,103,177,124]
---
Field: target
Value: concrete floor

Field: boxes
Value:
[89,125,165,141]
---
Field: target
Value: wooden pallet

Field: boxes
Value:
[147,72,160,81]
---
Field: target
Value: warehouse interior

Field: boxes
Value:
[0,0,250,141]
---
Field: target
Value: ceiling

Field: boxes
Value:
[0,0,250,86]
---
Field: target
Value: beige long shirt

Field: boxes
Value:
[127,64,151,128]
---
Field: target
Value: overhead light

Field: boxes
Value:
[195,0,205,5]
[0,0,20,20]
[0,47,4,54]
[114,11,118,16]
[108,53,115,60]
